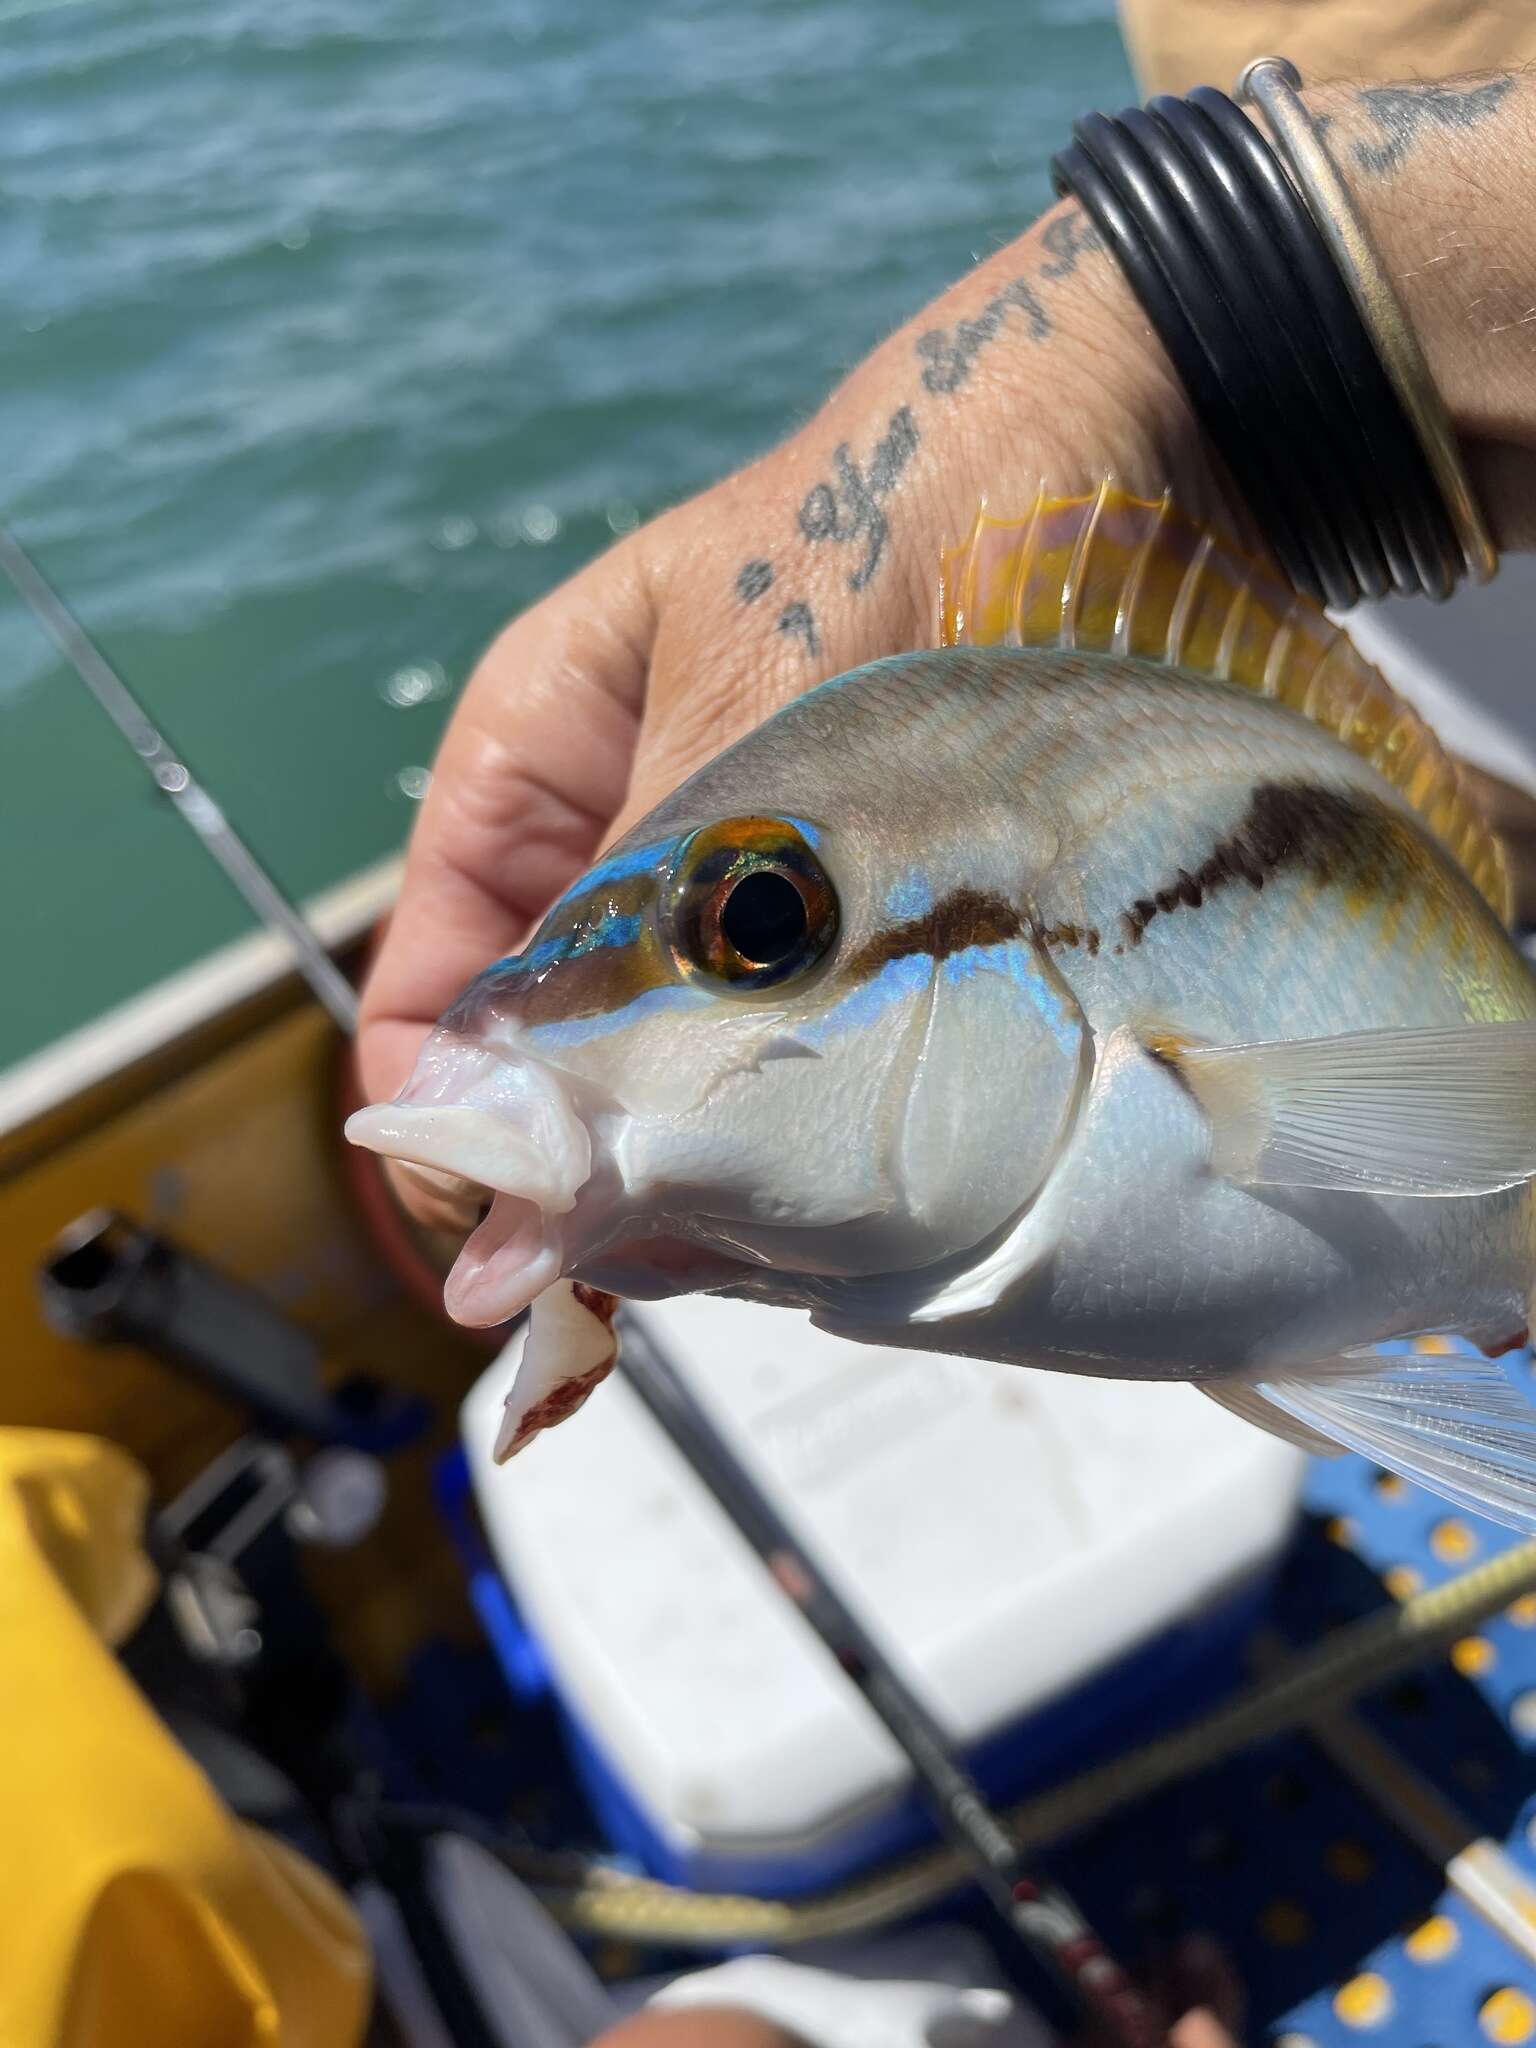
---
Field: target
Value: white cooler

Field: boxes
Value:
[460,1294,1303,1894]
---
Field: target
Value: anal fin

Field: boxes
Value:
[1257,1351,1536,1532]
[1201,1378,1343,1456]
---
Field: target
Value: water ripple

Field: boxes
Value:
[0,0,1130,1063]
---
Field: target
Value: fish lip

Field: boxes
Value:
[343,1030,594,1213]
[343,1098,583,1210]
[443,1191,565,1327]
[343,1028,621,1328]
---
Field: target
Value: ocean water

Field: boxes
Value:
[0,0,1132,1069]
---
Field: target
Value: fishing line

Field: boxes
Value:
[528,1537,1536,1950]
[0,525,361,1035]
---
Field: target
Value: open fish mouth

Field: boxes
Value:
[346,1032,629,1458]
[344,1032,593,1327]
[442,1190,563,1326]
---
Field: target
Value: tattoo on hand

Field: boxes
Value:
[758,199,1112,644]
[1351,75,1513,176]
[777,600,819,656]
[915,277,1051,394]
[1039,207,1103,280]
[797,406,920,592]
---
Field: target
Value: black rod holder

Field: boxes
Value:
[39,1208,424,1453]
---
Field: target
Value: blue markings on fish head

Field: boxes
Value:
[569,910,643,957]
[938,937,1081,1058]
[559,836,677,899]
[437,834,682,1044]
[795,949,933,1050]
[884,868,934,921]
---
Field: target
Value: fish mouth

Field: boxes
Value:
[443,1190,565,1326]
[344,1031,593,1327]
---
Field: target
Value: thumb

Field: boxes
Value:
[356,534,655,1229]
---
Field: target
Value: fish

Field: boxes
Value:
[347,484,1536,1526]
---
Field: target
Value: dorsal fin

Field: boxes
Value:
[938,483,1511,922]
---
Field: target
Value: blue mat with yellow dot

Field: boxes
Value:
[1041,1336,1536,2045]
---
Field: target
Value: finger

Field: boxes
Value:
[387,1161,490,1238]
[1167,1932,1246,2040]
[1169,2012,1242,2048]
[358,537,654,1108]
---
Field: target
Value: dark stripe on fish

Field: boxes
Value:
[467,873,671,1026]
[845,886,1025,979]
[1120,781,1428,948]
[1034,918,1101,957]
[515,932,669,1023]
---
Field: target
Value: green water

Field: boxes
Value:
[0,0,1132,1069]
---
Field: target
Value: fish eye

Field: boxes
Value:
[721,867,812,966]
[666,817,838,992]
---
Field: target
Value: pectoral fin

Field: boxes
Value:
[1163,1021,1536,1196]
[1254,1352,1536,1531]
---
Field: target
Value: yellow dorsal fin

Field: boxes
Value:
[938,483,1510,922]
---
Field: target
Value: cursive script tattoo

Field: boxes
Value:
[797,406,920,591]
[777,600,819,656]
[916,277,1051,395]
[1040,207,1103,280]
[736,558,774,604]
[1352,76,1513,176]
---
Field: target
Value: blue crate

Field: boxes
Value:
[437,1446,1287,1895]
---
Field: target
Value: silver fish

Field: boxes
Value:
[349,487,1536,1523]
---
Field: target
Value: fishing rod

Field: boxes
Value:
[0,525,360,1035]
[617,1315,1169,2048]
[9,525,1168,2045]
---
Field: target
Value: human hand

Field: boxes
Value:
[356,193,1214,1224]
[583,1930,1245,2047]
[360,66,1536,1229]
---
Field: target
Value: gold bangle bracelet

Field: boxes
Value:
[1238,54,1497,588]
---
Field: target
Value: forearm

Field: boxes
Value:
[362,61,1536,1130]
[929,67,1536,562]
[728,65,1536,665]
[1300,69,1536,549]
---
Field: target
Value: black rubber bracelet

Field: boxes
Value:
[1139,98,1393,603]
[1184,87,1459,600]
[1051,89,1462,606]
[1058,117,1326,603]
[1117,104,1365,608]
[1154,94,1410,599]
